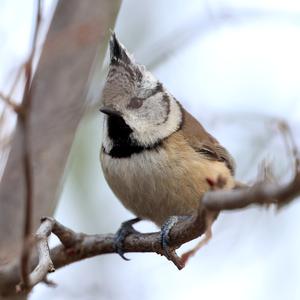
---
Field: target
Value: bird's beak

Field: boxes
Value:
[99,105,122,117]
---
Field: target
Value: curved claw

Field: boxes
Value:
[114,217,141,260]
[116,249,130,261]
[115,234,131,261]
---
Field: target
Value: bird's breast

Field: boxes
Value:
[100,132,234,226]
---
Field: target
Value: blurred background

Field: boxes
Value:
[1,0,300,299]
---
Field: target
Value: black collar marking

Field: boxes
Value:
[104,115,161,158]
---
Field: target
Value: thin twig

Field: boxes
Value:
[0,92,21,114]
[276,120,300,174]
[0,49,25,114]
[7,64,25,99]
[19,0,42,289]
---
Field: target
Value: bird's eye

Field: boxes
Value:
[127,97,143,109]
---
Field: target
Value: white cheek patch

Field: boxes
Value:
[138,94,166,124]
[130,96,182,147]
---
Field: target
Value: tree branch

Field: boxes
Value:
[0,157,299,294]
[8,158,298,292]
[7,118,299,292]
[16,218,55,293]
[202,173,300,211]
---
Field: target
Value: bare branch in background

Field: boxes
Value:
[276,120,300,173]
[0,92,20,114]
[17,0,42,289]
[0,62,25,113]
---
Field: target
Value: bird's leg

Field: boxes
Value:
[114,217,141,260]
[160,215,188,270]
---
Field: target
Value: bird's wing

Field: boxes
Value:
[180,107,235,175]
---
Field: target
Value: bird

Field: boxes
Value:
[99,33,236,266]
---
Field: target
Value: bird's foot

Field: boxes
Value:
[160,216,187,270]
[114,217,141,260]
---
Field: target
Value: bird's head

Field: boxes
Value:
[100,33,182,152]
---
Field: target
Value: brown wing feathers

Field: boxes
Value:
[180,107,235,175]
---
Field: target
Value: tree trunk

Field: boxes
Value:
[0,0,121,298]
